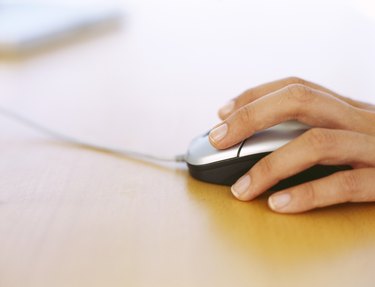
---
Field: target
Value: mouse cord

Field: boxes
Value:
[0,106,186,163]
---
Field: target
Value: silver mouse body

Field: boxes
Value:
[185,121,348,186]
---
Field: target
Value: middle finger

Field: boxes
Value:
[231,128,375,201]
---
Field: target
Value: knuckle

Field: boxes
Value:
[302,182,318,207]
[337,172,359,201]
[304,128,338,153]
[285,76,306,85]
[285,83,314,104]
[237,106,254,125]
[255,156,274,177]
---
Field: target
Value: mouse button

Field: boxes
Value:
[239,129,306,157]
[185,134,240,166]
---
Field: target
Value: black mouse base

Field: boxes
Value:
[187,153,351,190]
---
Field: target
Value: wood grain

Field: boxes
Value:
[0,1,375,286]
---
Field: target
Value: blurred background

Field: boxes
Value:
[0,1,375,286]
[0,0,374,157]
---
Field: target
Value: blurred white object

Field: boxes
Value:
[0,3,122,54]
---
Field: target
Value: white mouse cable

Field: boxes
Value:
[0,106,186,163]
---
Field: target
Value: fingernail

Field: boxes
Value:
[219,100,235,117]
[268,193,291,211]
[231,175,251,198]
[209,123,228,143]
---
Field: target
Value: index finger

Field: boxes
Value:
[210,84,375,150]
[232,128,375,201]
[219,77,374,119]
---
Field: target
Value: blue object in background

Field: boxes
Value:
[0,3,122,54]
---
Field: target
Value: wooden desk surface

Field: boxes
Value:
[0,1,375,286]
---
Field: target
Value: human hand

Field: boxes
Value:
[209,77,375,213]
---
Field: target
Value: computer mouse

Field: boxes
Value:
[185,121,350,189]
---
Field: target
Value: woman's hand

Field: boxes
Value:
[209,77,375,213]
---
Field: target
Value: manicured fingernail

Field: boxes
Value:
[219,100,235,117]
[209,123,228,143]
[231,175,251,198]
[268,193,291,211]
